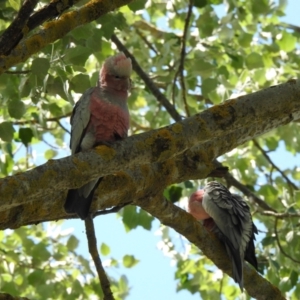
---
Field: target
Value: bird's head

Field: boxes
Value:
[188,190,210,220]
[99,52,132,93]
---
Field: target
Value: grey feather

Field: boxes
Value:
[64,88,100,219]
[202,181,255,290]
[70,88,94,154]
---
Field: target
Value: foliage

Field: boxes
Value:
[0,0,299,299]
[0,223,130,300]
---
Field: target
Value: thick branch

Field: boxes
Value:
[0,0,38,55]
[0,142,220,228]
[0,294,30,300]
[0,79,300,214]
[0,0,134,74]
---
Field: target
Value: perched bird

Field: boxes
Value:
[188,181,258,290]
[64,52,132,219]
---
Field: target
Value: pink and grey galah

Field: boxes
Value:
[64,52,132,219]
[188,181,258,291]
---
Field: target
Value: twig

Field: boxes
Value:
[274,218,300,264]
[93,203,130,218]
[280,22,300,33]
[0,0,38,55]
[42,137,61,150]
[13,113,71,126]
[56,119,71,134]
[5,70,31,74]
[260,210,300,219]
[85,216,114,300]
[252,139,298,190]
[111,34,182,122]
[135,28,158,55]
[177,0,194,117]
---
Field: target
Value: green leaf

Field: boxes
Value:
[87,29,102,52]
[128,0,147,12]
[184,181,194,189]
[9,0,20,11]
[261,236,275,247]
[44,149,58,160]
[202,78,218,97]
[64,46,91,66]
[70,74,91,93]
[277,31,297,52]
[245,52,264,70]
[238,32,253,48]
[31,58,50,77]
[194,0,207,8]
[251,0,270,14]
[98,13,127,39]
[229,54,244,69]
[28,270,45,285]
[0,122,15,142]
[32,243,51,262]
[165,185,183,203]
[123,255,139,268]
[290,270,298,287]
[122,206,153,231]
[19,128,34,146]
[67,235,79,251]
[47,103,62,116]
[8,100,26,119]
[47,76,69,100]
[100,243,110,256]
[192,59,215,77]
[258,184,278,199]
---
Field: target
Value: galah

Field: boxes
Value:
[188,181,258,290]
[64,52,132,219]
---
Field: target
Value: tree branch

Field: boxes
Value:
[177,0,193,117]
[0,0,38,55]
[252,139,298,190]
[0,293,30,300]
[85,216,114,299]
[0,0,134,74]
[261,210,300,218]
[274,218,300,264]
[12,113,71,126]
[0,79,299,218]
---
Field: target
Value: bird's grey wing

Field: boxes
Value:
[70,88,94,154]
[203,182,253,254]
[244,222,258,269]
[202,181,253,289]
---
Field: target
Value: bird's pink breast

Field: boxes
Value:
[88,92,130,143]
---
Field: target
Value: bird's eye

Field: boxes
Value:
[114,75,121,79]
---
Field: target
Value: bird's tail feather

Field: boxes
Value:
[64,178,102,219]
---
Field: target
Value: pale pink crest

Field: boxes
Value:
[101,52,132,77]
